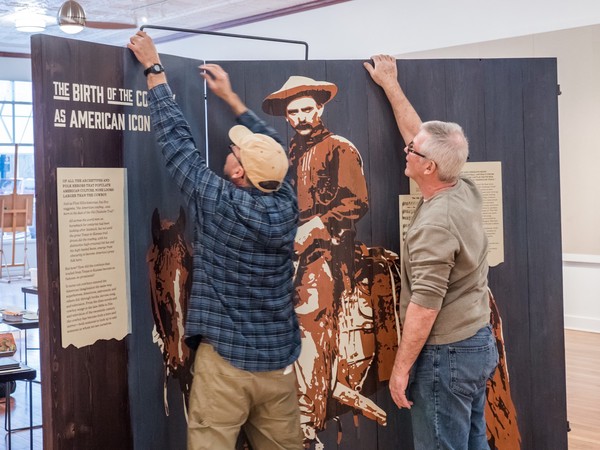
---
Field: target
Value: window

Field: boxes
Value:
[0,80,34,193]
[0,80,35,240]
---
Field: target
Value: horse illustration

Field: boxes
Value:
[299,244,521,449]
[296,242,402,448]
[147,207,193,416]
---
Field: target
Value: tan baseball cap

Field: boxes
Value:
[228,125,289,193]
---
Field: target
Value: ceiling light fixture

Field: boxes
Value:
[15,14,47,33]
[57,0,86,34]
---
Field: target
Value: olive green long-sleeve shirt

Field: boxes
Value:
[401,177,491,345]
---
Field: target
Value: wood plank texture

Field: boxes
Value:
[31,35,132,450]
[29,46,568,449]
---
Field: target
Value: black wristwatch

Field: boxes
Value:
[144,63,164,76]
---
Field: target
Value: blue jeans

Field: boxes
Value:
[408,324,499,450]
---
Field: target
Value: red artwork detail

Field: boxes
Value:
[486,290,522,448]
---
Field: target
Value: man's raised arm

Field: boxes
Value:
[364,54,422,145]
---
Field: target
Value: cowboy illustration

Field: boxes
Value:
[264,77,394,445]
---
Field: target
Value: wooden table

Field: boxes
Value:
[1,317,38,367]
[1,318,39,331]
[0,365,36,450]
[20,286,37,311]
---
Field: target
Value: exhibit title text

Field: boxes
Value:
[52,81,151,132]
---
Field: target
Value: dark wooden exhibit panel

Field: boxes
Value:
[31,35,204,449]
[203,58,567,449]
[32,35,132,450]
[32,32,566,450]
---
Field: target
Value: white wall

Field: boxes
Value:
[563,254,600,332]
[398,26,600,257]
[396,28,600,332]
[156,0,600,60]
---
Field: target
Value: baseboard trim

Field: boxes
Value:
[564,315,600,334]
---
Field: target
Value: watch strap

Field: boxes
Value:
[144,63,164,77]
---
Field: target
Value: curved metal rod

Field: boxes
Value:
[140,24,309,60]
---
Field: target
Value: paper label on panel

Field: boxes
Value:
[399,194,421,265]
[57,167,131,348]
[400,161,504,267]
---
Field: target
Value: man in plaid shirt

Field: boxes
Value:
[129,32,302,450]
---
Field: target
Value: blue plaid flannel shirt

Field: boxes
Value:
[149,83,300,371]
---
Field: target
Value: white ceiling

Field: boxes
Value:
[4,0,600,62]
[212,0,600,60]
[0,0,330,55]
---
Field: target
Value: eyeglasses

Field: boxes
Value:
[405,141,428,159]
[229,143,243,167]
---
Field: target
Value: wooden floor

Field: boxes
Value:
[0,277,598,449]
[565,329,600,450]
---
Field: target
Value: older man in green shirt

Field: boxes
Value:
[365,55,498,450]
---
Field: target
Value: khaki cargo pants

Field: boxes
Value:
[188,343,303,450]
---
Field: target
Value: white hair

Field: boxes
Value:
[420,121,469,182]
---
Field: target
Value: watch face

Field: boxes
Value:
[144,63,164,76]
